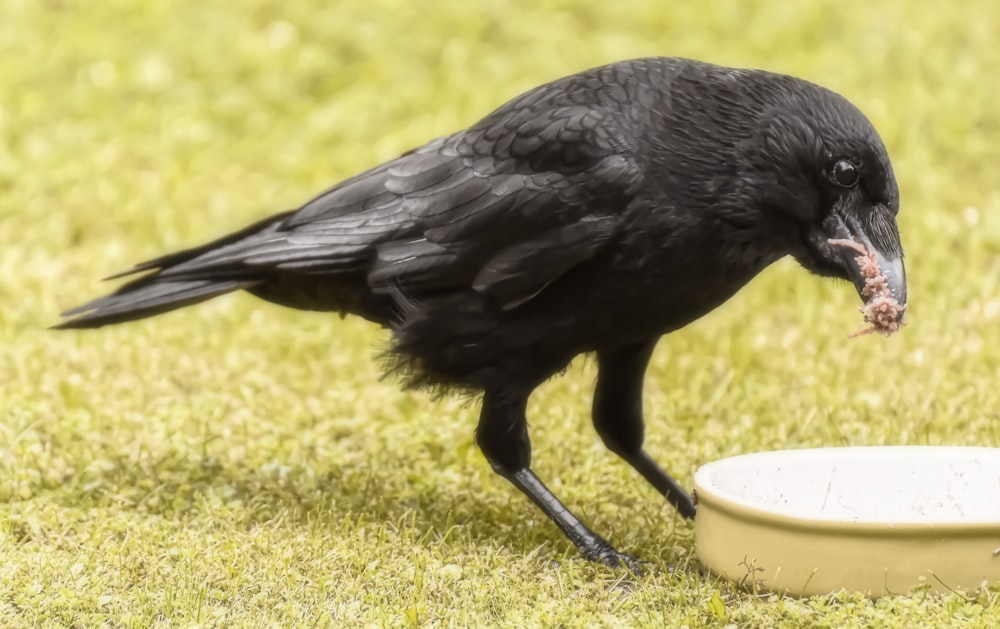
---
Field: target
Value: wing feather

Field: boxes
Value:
[130,103,643,309]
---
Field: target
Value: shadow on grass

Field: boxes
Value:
[18,449,691,569]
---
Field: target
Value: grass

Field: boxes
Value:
[2,0,1000,626]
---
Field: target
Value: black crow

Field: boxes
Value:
[57,57,907,568]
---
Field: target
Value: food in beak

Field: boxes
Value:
[828,238,907,338]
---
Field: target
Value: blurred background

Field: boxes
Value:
[5,0,996,445]
[1,0,998,624]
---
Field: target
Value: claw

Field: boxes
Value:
[582,543,644,575]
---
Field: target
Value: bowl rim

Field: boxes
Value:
[693,445,1000,534]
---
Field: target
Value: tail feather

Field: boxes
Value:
[55,211,296,329]
[54,277,258,329]
[103,210,297,281]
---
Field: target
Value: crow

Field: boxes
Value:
[56,57,907,569]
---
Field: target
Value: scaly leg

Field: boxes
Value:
[476,388,639,569]
[593,340,696,518]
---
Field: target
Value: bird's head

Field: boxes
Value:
[738,78,906,319]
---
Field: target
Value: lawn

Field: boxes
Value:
[2,0,999,626]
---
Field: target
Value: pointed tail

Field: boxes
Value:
[54,211,296,329]
[53,276,258,329]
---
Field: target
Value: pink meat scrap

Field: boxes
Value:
[828,238,906,338]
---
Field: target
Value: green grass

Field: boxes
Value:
[2,0,1000,626]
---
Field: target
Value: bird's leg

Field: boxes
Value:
[593,340,697,519]
[476,388,639,570]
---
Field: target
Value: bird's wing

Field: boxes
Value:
[155,104,643,310]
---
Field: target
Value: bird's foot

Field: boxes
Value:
[680,489,698,519]
[581,542,644,575]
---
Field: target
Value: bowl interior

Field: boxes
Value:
[695,446,1000,524]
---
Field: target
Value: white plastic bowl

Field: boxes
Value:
[693,446,1000,597]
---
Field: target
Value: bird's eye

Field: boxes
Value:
[830,159,860,188]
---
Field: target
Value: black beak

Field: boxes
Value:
[826,214,907,318]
